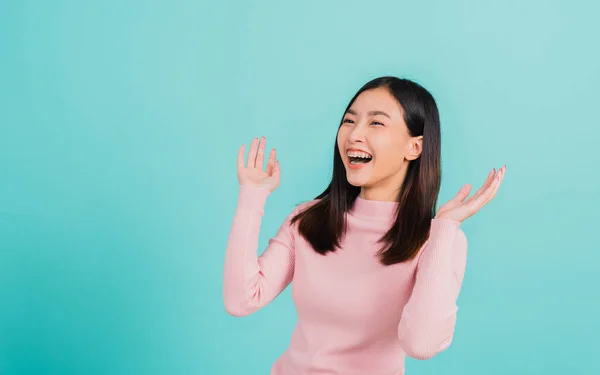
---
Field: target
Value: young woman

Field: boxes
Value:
[223,76,506,375]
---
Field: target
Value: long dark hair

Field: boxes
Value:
[290,76,442,265]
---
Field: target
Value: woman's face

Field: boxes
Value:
[337,87,422,199]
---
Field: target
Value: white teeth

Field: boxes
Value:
[347,151,372,158]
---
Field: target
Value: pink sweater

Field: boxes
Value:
[223,185,468,375]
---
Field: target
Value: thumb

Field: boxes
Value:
[272,160,281,179]
[454,184,472,202]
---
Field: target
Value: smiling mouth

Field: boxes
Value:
[348,156,372,165]
[347,150,373,165]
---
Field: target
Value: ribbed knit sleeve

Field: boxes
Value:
[397,218,468,360]
[222,184,297,317]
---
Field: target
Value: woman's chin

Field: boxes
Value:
[344,161,374,186]
[345,173,370,187]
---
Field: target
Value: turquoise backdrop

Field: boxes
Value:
[1,1,599,374]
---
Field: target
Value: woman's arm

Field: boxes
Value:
[397,218,468,360]
[223,184,297,317]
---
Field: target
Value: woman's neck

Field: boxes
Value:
[359,179,405,202]
[359,189,399,202]
[359,165,407,202]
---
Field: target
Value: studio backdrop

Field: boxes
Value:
[1,1,598,374]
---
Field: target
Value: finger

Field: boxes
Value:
[483,166,505,205]
[272,160,281,182]
[237,144,245,171]
[247,137,258,168]
[266,148,276,175]
[466,168,496,204]
[469,167,502,209]
[453,184,472,203]
[255,136,266,170]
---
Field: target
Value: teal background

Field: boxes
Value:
[1,0,599,374]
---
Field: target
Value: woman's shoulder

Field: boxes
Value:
[275,198,321,233]
[298,197,321,209]
[280,197,322,224]
[292,196,322,214]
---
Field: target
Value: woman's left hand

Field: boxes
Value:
[435,165,506,223]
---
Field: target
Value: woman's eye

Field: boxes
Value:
[372,121,384,126]
[343,119,354,124]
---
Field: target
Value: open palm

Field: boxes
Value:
[237,136,280,192]
[435,166,506,223]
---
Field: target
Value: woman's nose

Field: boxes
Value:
[348,123,367,142]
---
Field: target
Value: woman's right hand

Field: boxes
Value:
[237,136,280,193]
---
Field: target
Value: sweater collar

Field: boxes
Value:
[348,195,399,220]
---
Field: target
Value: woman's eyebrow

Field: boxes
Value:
[345,109,391,119]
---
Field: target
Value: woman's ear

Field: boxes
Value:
[405,136,423,161]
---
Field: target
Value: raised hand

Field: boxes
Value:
[435,165,506,223]
[237,136,280,193]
